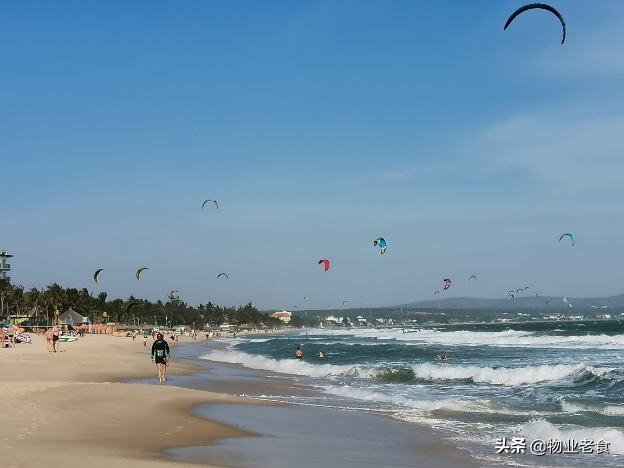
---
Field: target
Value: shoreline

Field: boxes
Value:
[0,333,479,468]
[159,338,480,468]
[0,333,269,468]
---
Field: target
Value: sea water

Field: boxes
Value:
[200,321,624,468]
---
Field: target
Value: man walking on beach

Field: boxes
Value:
[151,333,170,383]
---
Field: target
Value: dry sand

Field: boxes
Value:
[0,333,265,468]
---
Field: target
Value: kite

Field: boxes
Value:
[508,291,515,300]
[536,291,543,297]
[469,275,477,281]
[202,199,218,209]
[318,259,330,271]
[434,291,440,295]
[170,290,178,296]
[517,288,523,294]
[524,287,530,291]
[343,301,348,305]
[373,238,387,254]
[304,297,309,300]
[504,3,567,44]
[563,296,568,304]
[217,273,229,279]
[443,279,451,290]
[559,233,575,246]
[136,267,149,280]
[94,268,106,285]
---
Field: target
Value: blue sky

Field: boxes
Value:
[2,1,624,311]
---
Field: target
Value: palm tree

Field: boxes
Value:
[23,288,43,325]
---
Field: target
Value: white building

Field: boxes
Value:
[270,311,292,323]
[0,250,12,282]
[324,315,342,325]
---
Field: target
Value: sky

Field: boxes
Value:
[2,1,624,311]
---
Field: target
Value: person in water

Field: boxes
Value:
[318,350,324,358]
[295,347,303,359]
[151,333,171,383]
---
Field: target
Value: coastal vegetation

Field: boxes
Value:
[0,279,283,329]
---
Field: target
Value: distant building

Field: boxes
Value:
[324,315,342,325]
[270,311,292,323]
[0,250,12,282]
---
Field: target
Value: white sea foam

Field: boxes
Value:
[561,400,624,416]
[203,349,356,377]
[561,400,591,413]
[320,384,476,413]
[313,327,624,349]
[411,362,597,385]
[203,348,613,386]
[520,419,624,455]
[321,384,552,418]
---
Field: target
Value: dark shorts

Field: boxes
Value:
[52,335,59,341]
[155,356,167,366]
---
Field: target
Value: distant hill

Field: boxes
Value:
[396,293,624,310]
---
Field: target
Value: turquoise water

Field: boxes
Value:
[201,321,624,468]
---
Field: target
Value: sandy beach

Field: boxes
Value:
[0,333,479,468]
[0,334,260,468]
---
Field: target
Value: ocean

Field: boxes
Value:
[199,320,624,468]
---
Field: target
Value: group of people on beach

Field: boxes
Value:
[45,324,61,352]
[295,347,324,359]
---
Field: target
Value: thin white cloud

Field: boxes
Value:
[468,110,624,195]
[534,6,624,76]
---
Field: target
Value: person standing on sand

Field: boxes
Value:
[295,347,303,359]
[6,324,16,348]
[143,333,148,347]
[151,333,170,383]
[0,326,5,348]
[45,327,53,352]
[52,323,60,352]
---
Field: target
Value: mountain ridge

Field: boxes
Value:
[395,293,624,310]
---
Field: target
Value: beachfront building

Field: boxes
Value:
[0,250,12,282]
[58,309,89,326]
[270,311,292,323]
